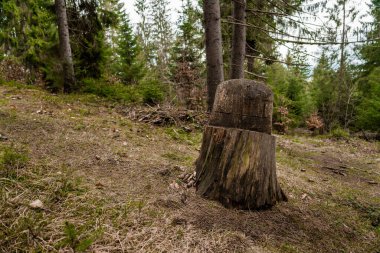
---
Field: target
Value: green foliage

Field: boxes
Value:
[165,127,202,146]
[169,0,204,107]
[114,13,145,84]
[0,147,28,178]
[0,0,57,67]
[139,77,165,105]
[330,127,350,139]
[360,0,380,76]
[81,78,141,103]
[62,222,96,252]
[80,77,164,105]
[266,63,312,127]
[356,67,380,132]
[310,52,339,131]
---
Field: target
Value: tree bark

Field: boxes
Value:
[230,0,246,79]
[55,0,75,93]
[204,0,224,111]
[246,39,256,73]
[209,79,273,134]
[195,79,286,210]
[196,126,287,209]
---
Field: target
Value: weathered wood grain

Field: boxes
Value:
[196,126,287,209]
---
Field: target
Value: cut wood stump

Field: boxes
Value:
[195,79,287,209]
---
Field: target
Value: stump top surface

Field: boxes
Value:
[209,79,273,134]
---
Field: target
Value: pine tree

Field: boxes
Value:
[116,12,145,84]
[135,0,153,66]
[311,52,338,131]
[356,0,380,131]
[170,0,204,108]
[149,0,173,79]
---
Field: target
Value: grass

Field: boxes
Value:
[0,146,29,179]
[0,84,379,252]
[165,127,202,146]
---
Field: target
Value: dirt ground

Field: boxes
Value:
[0,84,379,253]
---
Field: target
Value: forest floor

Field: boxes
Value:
[0,83,379,253]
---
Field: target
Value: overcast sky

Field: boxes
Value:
[123,0,182,25]
[122,0,372,68]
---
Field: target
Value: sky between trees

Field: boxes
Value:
[124,0,372,67]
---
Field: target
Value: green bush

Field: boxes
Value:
[81,78,141,103]
[330,127,350,139]
[356,67,380,132]
[78,77,165,105]
[139,78,164,105]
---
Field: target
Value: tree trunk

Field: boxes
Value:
[195,79,287,210]
[204,0,224,111]
[246,39,256,73]
[196,126,287,209]
[55,0,75,93]
[230,0,246,79]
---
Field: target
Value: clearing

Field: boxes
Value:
[0,84,379,253]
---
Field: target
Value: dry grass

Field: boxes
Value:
[0,84,379,252]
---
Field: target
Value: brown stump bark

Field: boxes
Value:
[210,79,273,134]
[195,79,287,210]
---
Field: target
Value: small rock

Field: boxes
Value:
[0,134,8,141]
[301,169,306,172]
[122,141,128,146]
[29,199,44,209]
[367,181,378,185]
[95,155,101,160]
[308,179,315,183]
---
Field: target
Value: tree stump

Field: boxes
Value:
[195,79,287,209]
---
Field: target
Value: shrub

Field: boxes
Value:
[330,127,350,139]
[81,78,141,103]
[139,78,165,105]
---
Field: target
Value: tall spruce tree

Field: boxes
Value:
[116,12,145,84]
[357,0,380,131]
[170,0,203,108]
[150,0,173,79]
